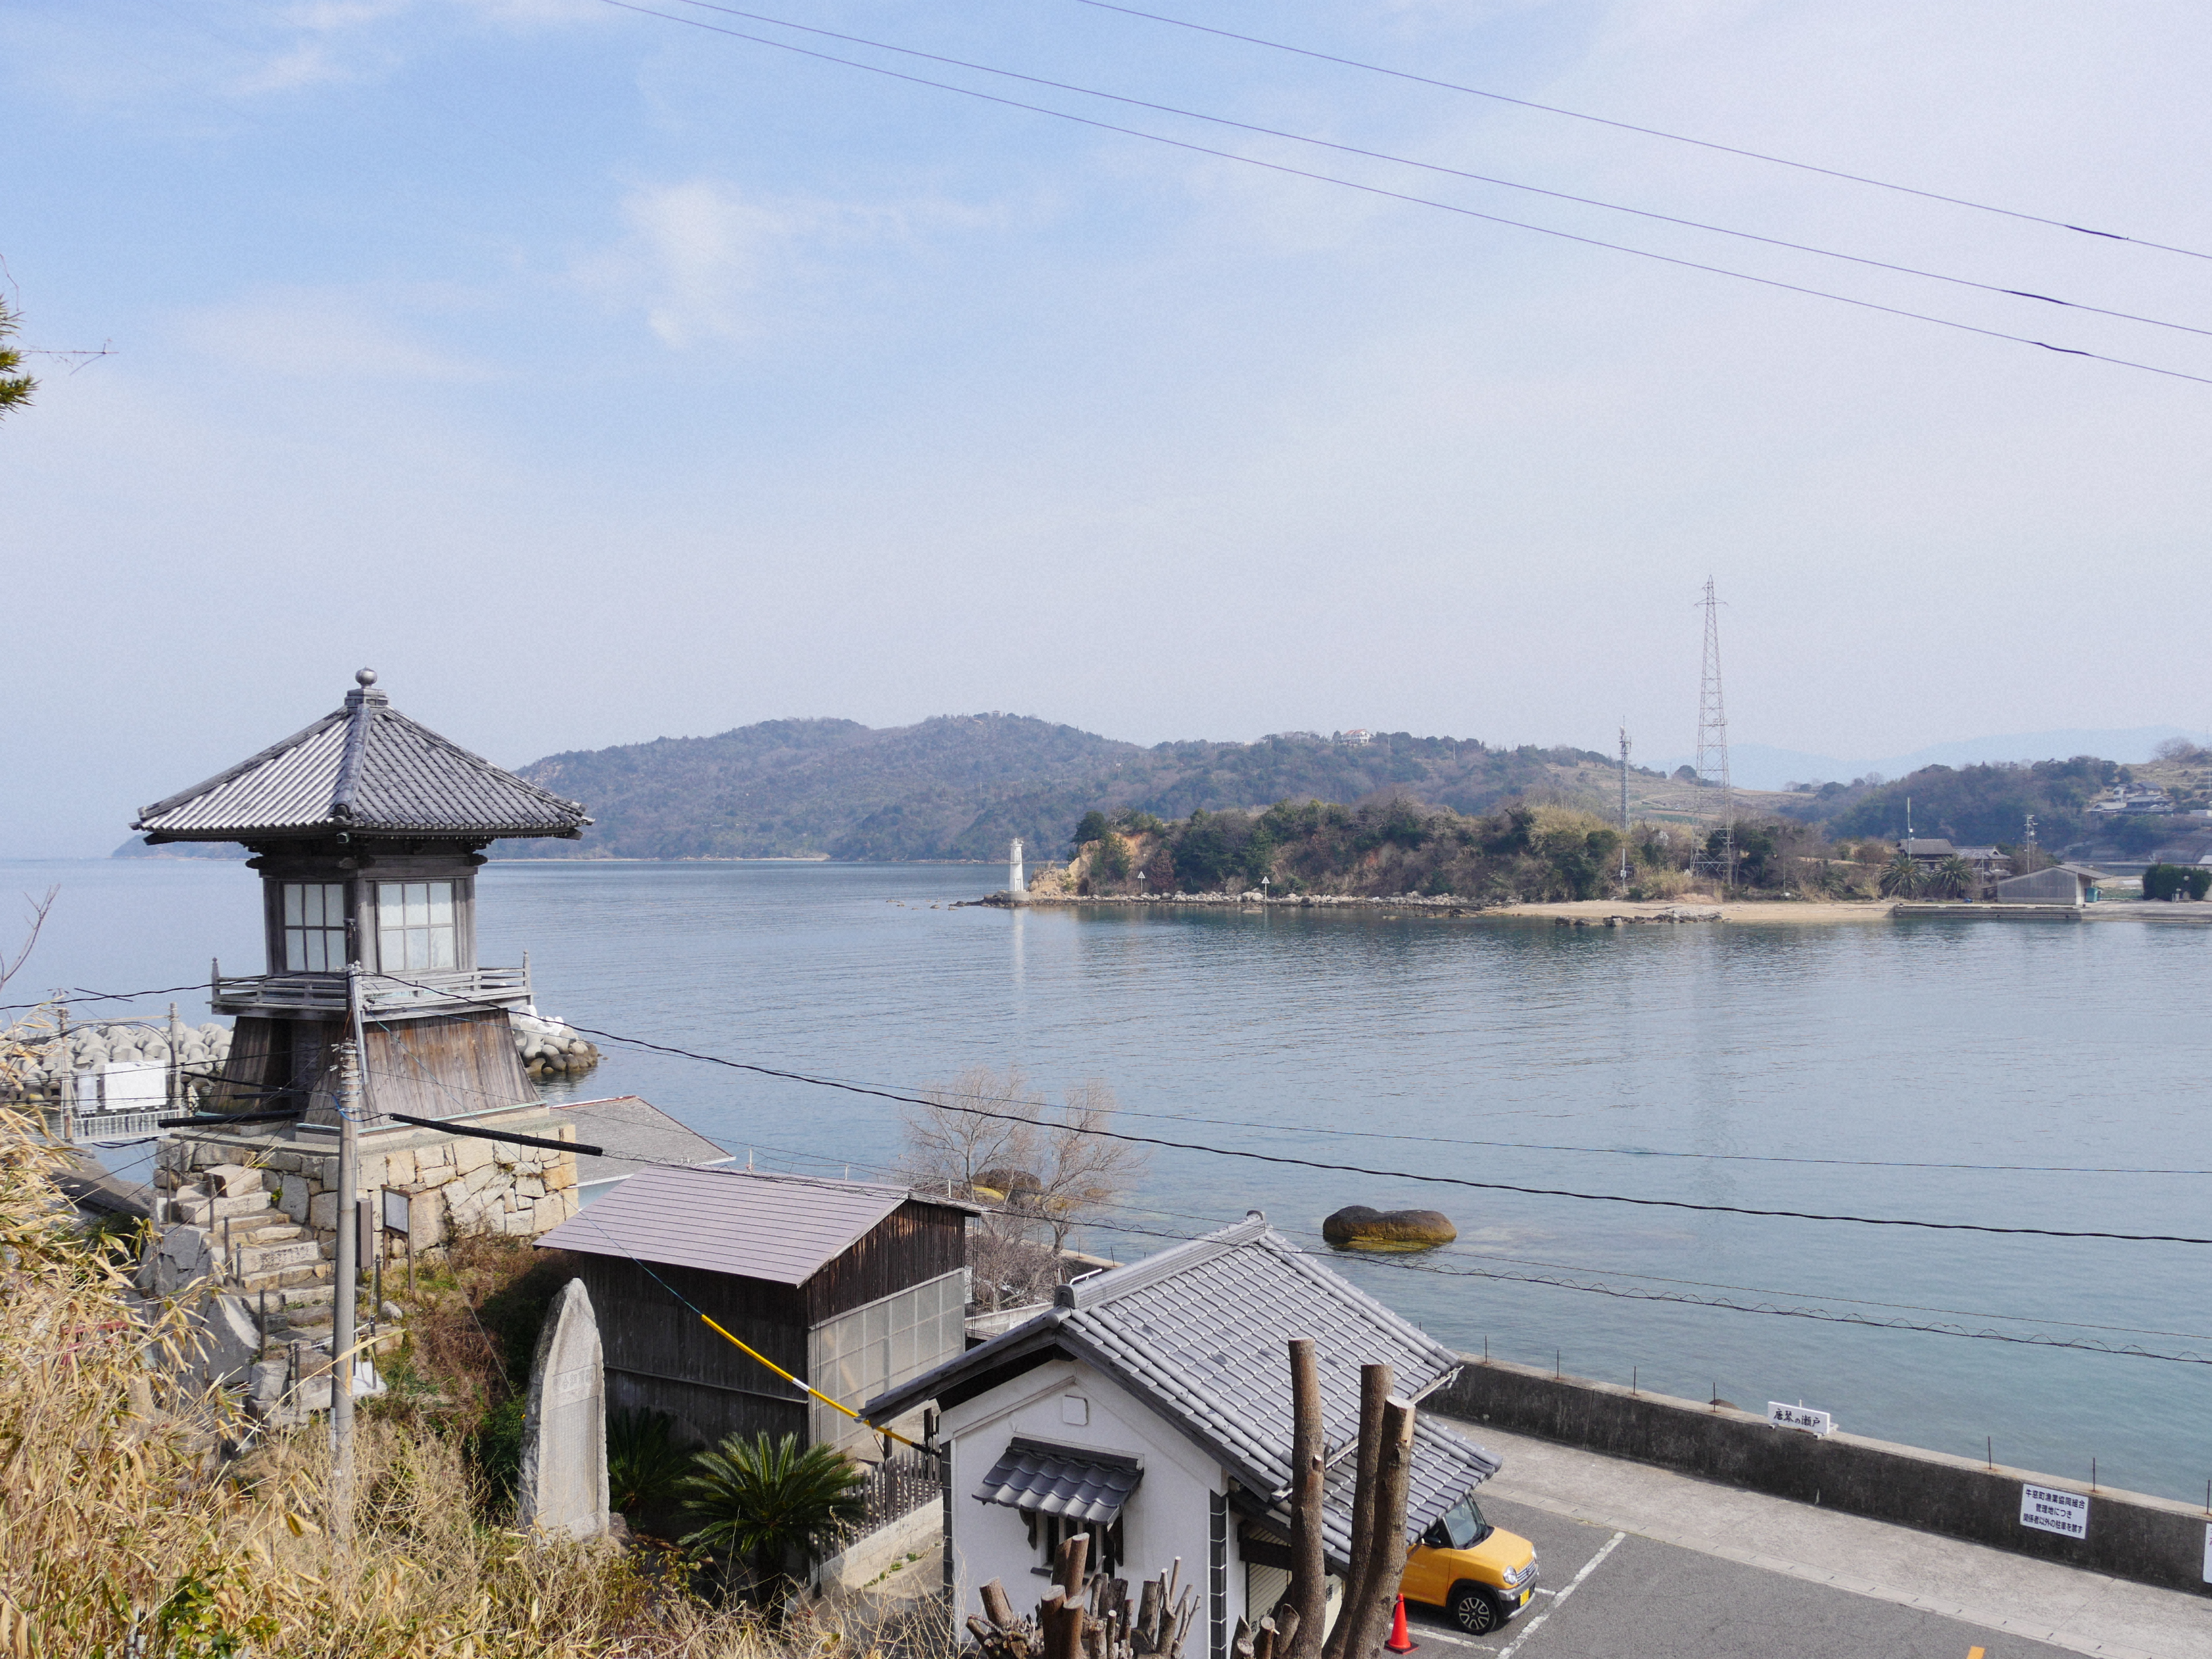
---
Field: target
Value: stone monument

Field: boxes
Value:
[518,1278,612,1539]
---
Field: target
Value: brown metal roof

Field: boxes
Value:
[536,1164,944,1285]
[133,670,589,843]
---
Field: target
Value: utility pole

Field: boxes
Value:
[331,967,366,1545]
[168,1002,183,1117]
[54,994,73,1143]
[2025,813,2038,873]
[1618,725,1633,884]
[1694,578,1734,888]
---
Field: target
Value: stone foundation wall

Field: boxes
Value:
[156,1105,581,1254]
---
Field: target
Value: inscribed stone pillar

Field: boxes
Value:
[517,1277,611,1539]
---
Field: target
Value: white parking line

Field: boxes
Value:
[1493,1531,1627,1659]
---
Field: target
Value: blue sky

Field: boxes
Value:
[4,0,2209,854]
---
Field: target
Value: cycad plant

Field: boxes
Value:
[608,1409,693,1517]
[1878,853,1923,898]
[680,1432,868,1611]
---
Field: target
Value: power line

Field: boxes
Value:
[652,0,2212,341]
[347,970,2212,1246]
[593,0,2212,389]
[1069,0,2212,263]
[663,1130,2212,1345]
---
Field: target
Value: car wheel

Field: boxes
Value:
[1449,1585,1501,1635]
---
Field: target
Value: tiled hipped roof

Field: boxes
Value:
[866,1214,1501,1566]
[134,671,589,842]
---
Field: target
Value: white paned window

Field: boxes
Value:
[376,881,457,972]
[281,882,348,972]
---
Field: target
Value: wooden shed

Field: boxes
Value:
[536,1165,975,1455]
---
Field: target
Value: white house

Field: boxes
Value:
[865,1213,1500,1657]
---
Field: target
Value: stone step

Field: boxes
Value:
[225,1223,307,1249]
[231,1238,326,1278]
[171,1192,277,1226]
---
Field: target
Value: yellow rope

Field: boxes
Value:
[697,1313,930,1451]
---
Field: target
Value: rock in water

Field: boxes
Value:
[1322,1205,1457,1251]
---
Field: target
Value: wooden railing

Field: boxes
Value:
[210,964,533,1016]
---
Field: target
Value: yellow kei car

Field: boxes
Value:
[1399,1493,1539,1635]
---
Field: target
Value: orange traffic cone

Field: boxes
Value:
[1386,1596,1418,1653]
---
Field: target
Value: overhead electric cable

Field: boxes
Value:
[362,970,2212,1246]
[660,1130,2212,1344]
[653,0,2212,341]
[1069,0,2212,263]
[592,0,2212,388]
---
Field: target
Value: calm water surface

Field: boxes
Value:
[12,857,2210,1500]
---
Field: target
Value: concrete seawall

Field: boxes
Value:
[1432,1357,2212,1597]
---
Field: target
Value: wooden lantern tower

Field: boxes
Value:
[134,671,593,1243]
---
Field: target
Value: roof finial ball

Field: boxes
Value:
[356,667,379,689]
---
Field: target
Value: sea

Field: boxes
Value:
[11,855,2210,1503]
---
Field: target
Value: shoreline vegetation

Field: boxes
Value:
[1026,799,1904,911]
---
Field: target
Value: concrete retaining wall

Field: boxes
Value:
[1432,1357,2212,1596]
[817,1496,942,1594]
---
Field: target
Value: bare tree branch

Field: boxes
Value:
[0,889,55,997]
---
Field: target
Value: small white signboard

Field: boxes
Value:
[2020,1483,2089,1539]
[382,1189,410,1236]
[1767,1401,1835,1436]
[2201,1523,2211,1584]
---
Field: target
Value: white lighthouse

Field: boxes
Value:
[1008,837,1026,897]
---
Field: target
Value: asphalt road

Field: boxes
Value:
[1400,1494,2076,1659]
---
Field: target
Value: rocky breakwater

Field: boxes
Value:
[514,1012,602,1084]
[2,1019,233,1108]
[1322,1205,1458,1251]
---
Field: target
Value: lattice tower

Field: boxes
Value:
[1695,577,1735,884]
[1618,725,1632,883]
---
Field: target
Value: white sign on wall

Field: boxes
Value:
[2201,1523,2211,1584]
[1767,1401,1835,1436]
[2020,1483,2090,1539]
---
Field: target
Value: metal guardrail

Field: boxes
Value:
[210,964,533,1016]
[38,1108,168,1143]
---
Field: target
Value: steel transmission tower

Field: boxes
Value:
[1694,577,1735,886]
[1618,724,1632,883]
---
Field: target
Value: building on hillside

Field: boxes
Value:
[1992,865,2104,905]
[535,1164,976,1455]
[865,1212,1505,1653]
[136,669,598,1251]
[2088,787,2174,815]
[1334,729,1375,746]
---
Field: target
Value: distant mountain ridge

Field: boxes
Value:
[500,715,1631,862]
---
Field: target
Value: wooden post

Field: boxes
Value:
[1321,1364,1391,1659]
[1339,1399,1416,1659]
[1284,1339,1326,1659]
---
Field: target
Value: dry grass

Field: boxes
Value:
[0,1102,952,1659]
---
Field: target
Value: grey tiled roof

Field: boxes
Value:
[867,1214,1500,1565]
[537,1163,935,1286]
[134,672,589,842]
[553,1096,732,1189]
[976,1439,1143,1525]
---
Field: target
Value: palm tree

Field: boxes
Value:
[1878,853,1923,898]
[680,1432,868,1611]
[1929,855,1978,901]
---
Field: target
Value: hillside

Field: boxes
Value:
[500,716,1724,862]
